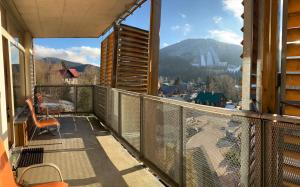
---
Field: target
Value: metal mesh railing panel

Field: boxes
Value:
[76,86,93,113]
[35,86,76,113]
[92,86,300,187]
[183,108,242,187]
[143,98,181,184]
[120,93,141,151]
[107,89,119,133]
[267,121,300,186]
[247,117,262,187]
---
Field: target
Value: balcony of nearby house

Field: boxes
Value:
[0,0,300,187]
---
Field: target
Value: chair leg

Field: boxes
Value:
[29,126,38,143]
[73,117,77,132]
[57,125,62,144]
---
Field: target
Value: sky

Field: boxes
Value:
[34,0,243,66]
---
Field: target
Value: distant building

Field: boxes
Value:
[160,83,187,96]
[59,68,80,84]
[227,65,241,73]
[194,91,226,107]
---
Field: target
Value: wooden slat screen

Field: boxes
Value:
[99,24,150,93]
[115,24,149,93]
[30,55,35,99]
[283,0,300,116]
[241,0,259,101]
[280,1,300,186]
[100,32,116,87]
[250,0,259,101]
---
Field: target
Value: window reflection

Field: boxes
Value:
[10,43,25,114]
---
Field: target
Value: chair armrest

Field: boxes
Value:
[18,163,63,184]
[39,116,57,120]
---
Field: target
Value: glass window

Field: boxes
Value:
[10,43,25,114]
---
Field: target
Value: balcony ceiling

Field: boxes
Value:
[10,0,137,38]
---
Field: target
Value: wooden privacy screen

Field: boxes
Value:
[100,24,150,93]
[250,0,259,101]
[241,0,259,101]
[282,0,300,116]
[100,32,116,87]
[116,24,149,93]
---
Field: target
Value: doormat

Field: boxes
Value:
[17,148,44,168]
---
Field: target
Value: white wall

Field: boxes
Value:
[0,18,9,151]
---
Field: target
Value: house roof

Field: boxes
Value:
[69,68,80,78]
[8,0,141,38]
[195,91,225,104]
[59,68,80,78]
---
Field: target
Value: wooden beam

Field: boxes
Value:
[241,0,254,185]
[256,1,281,186]
[24,32,33,98]
[242,0,254,110]
[148,0,161,95]
[257,0,279,113]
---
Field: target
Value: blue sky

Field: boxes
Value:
[34,0,243,66]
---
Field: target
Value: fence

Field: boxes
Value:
[35,85,94,114]
[34,85,300,186]
[93,86,264,186]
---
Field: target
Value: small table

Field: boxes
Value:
[14,109,32,147]
[40,102,62,117]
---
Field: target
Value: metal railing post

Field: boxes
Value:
[240,117,251,187]
[140,95,144,158]
[118,91,122,135]
[74,85,78,114]
[262,120,277,187]
[253,118,262,187]
[92,85,95,114]
[105,87,109,124]
[179,106,184,187]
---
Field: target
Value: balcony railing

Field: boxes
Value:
[35,85,94,114]
[34,85,300,186]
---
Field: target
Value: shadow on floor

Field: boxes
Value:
[26,116,152,187]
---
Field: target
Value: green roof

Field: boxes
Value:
[195,91,225,105]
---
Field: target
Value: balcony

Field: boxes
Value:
[17,116,163,186]
[1,0,300,186]
[11,85,296,186]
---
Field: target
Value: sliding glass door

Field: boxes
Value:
[10,43,26,116]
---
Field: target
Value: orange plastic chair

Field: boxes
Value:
[0,138,68,187]
[25,99,62,142]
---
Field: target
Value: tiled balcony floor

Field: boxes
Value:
[17,116,164,187]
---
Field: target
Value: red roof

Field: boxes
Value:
[59,69,67,77]
[69,68,80,78]
[59,68,80,78]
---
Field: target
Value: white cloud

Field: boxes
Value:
[223,0,243,21]
[34,45,100,66]
[162,42,169,47]
[213,16,223,24]
[209,29,242,45]
[171,25,180,31]
[171,23,192,36]
[179,13,187,19]
[183,23,191,36]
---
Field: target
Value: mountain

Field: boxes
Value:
[160,38,242,67]
[35,57,100,85]
[159,39,242,81]
[38,57,93,72]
